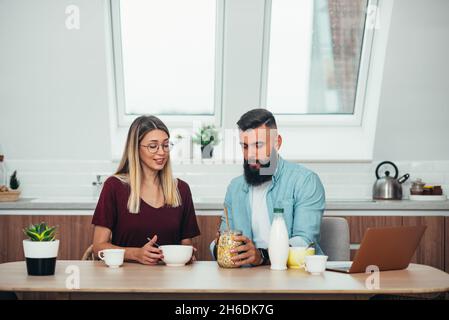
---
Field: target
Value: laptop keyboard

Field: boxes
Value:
[326,261,353,269]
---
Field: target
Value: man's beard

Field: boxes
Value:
[243,150,278,186]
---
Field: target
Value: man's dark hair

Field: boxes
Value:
[236,108,277,131]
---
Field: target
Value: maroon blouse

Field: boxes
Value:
[92,176,200,248]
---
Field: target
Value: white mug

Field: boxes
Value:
[98,249,125,268]
[305,255,328,275]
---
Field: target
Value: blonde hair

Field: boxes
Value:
[114,115,181,213]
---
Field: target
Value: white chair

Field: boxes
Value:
[320,217,350,261]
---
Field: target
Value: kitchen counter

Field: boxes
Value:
[0,197,449,212]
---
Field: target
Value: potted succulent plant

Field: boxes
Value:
[22,222,59,276]
[192,124,220,159]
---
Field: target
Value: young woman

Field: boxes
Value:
[92,115,200,265]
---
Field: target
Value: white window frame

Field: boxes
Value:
[105,0,394,162]
[252,0,393,162]
[260,0,378,127]
[109,0,225,128]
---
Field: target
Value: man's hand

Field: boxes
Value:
[230,235,263,267]
[214,231,220,245]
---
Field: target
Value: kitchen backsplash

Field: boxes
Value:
[2,159,449,200]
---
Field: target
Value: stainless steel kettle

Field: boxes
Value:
[373,161,410,200]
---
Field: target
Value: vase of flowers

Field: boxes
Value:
[192,124,220,159]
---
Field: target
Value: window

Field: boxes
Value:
[108,0,392,161]
[262,0,371,117]
[111,0,221,125]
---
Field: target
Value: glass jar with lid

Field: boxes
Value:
[217,230,242,268]
[410,178,425,195]
[0,153,6,187]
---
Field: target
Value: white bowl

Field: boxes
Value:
[159,245,193,267]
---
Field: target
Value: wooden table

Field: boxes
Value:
[0,261,448,300]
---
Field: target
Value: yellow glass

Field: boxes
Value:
[287,247,315,269]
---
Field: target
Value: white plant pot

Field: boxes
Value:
[23,240,59,276]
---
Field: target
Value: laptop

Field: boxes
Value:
[326,225,427,274]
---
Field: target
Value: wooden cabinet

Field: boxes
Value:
[0,215,220,263]
[0,215,94,263]
[192,215,221,261]
[342,216,445,270]
[345,216,402,259]
[0,214,448,271]
[446,217,449,273]
[402,216,445,271]
[346,216,403,243]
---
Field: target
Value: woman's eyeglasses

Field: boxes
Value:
[140,141,174,154]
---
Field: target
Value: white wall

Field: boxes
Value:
[0,0,448,198]
[373,0,449,161]
[2,0,448,161]
[221,0,266,129]
[0,0,111,161]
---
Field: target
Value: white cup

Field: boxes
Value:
[305,255,328,275]
[98,249,125,268]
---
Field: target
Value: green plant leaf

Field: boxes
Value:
[23,228,34,240]
[41,222,48,234]
[23,222,57,241]
[25,230,41,241]
[41,227,56,241]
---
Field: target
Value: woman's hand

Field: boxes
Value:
[186,247,197,265]
[132,235,164,265]
[181,238,197,265]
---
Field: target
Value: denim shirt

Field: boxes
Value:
[210,157,326,257]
